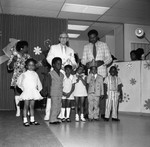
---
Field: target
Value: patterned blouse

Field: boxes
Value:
[7,54,30,87]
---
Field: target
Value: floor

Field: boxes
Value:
[44,112,150,147]
[1,110,150,147]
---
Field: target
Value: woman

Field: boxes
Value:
[7,40,30,117]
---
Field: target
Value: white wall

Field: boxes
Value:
[115,25,124,61]
[124,24,150,61]
[105,35,115,57]
[69,39,88,59]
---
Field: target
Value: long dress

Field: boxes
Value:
[17,70,43,101]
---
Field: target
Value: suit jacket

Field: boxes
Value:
[50,70,64,97]
[81,41,112,78]
[87,73,104,96]
[46,43,77,68]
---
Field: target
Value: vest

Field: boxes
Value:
[50,70,64,97]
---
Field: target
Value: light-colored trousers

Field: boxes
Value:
[50,96,62,122]
[88,93,100,119]
[105,91,119,119]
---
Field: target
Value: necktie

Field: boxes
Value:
[93,43,96,59]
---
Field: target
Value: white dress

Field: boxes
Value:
[62,74,75,100]
[17,70,43,101]
[73,74,87,97]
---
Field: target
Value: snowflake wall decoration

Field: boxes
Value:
[33,46,42,55]
[127,62,132,68]
[122,92,130,103]
[144,99,150,110]
[144,60,150,70]
[130,78,137,85]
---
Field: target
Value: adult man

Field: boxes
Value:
[81,29,112,119]
[46,32,77,69]
[45,32,77,121]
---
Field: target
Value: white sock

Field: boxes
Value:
[61,108,66,118]
[15,96,20,117]
[23,117,28,123]
[30,116,35,122]
[66,108,71,118]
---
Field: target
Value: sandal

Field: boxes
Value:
[30,121,40,125]
[23,122,30,127]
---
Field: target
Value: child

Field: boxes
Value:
[59,65,75,122]
[49,57,64,124]
[17,58,43,126]
[104,66,123,121]
[87,61,104,121]
[74,64,87,122]
[40,64,51,121]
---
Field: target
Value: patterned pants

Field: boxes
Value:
[50,96,62,122]
[105,91,119,119]
[88,93,100,119]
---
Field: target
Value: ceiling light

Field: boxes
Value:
[61,3,110,15]
[68,33,80,38]
[68,24,89,31]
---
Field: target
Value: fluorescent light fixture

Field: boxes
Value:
[68,24,89,31]
[61,3,110,15]
[68,33,80,38]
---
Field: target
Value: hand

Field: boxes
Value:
[66,93,71,98]
[63,92,67,97]
[119,95,123,102]
[96,60,104,67]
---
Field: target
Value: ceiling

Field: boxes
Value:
[0,0,150,40]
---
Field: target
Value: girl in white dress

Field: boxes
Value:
[74,64,87,121]
[17,58,43,126]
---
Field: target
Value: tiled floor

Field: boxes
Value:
[45,113,150,147]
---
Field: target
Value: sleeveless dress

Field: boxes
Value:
[17,70,43,100]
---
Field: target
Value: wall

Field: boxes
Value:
[114,25,124,61]
[69,39,88,59]
[105,35,115,57]
[124,24,150,61]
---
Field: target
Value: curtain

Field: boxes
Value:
[0,14,67,110]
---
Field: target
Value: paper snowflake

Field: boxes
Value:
[127,62,132,68]
[144,61,150,70]
[144,99,150,110]
[130,78,136,85]
[122,93,130,103]
[33,46,42,55]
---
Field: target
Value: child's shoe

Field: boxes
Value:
[75,114,79,122]
[112,118,120,121]
[80,114,86,122]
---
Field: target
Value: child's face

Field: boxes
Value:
[110,67,117,76]
[27,61,35,71]
[90,66,97,74]
[77,66,83,74]
[53,60,62,70]
[65,68,71,77]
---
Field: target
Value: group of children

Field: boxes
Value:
[42,58,123,124]
[9,45,123,126]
